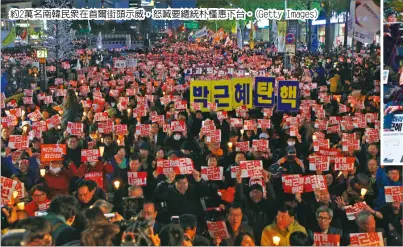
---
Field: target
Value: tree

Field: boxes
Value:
[43,0,77,76]
[321,0,346,52]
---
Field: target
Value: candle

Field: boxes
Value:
[21,110,25,116]
[117,139,121,145]
[273,236,280,246]
[13,191,19,199]
[114,180,120,189]
[83,111,87,117]
[17,202,25,211]
[57,125,61,130]
[99,146,105,157]
[75,92,78,96]
[361,188,367,196]
[127,108,132,116]
[228,142,233,149]
[101,138,104,143]
[312,135,317,140]
[40,169,46,177]
[240,129,244,135]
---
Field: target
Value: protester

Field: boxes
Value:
[0,25,386,247]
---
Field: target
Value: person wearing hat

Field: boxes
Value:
[180,141,197,163]
[276,146,304,175]
[18,121,31,136]
[234,181,277,245]
[180,214,210,246]
[6,151,39,192]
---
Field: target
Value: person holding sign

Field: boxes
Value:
[234,181,277,245]
[374,166,402,210]
[24,185,51,217]
[3,151,39,192]
[306,206,345,245]
[213,203,254,246]
[43,159,87,199]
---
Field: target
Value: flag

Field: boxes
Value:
[2,27,16,47]
[348,0,380,43]
[193,26,208,39]
[237,22,243,49]
[231,21,237,34]
[249,21,255,49]
[88,20,91,32]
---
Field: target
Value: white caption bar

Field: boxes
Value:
[9,8,319,21]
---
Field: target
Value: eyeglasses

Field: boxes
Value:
[317,216,331,221]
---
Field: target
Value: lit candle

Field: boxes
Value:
[127,108,132,116]
[17,202,25,211]
[57,125,61,130]
[240,129,244,135]
[361,188,367,196]
[114,180,120,189]
[117,139,121,145]
[75,92,78,96]
[13,191,19,199]
[273,236,280,246]
[40,169,46,177]
[101,137,104,143]
[228,142,233,149]
[99,146,105,157]
[312,135,317,140]
[21,110,25,116]
[83,111,87,117]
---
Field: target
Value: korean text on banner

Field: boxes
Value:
[313,233,340,246]
[40,144,66,162]
[206,221,230,239]
[190,80,211,112]
[277,80,300,112]
[232,78,253,109]
[254,77,275,108]
[349,232,384,246]
[85,172,104,189]
[211,80,232,111]
[1,176,25,205]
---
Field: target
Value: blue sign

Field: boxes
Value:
[277,80,300,112]
[254,77,275,108]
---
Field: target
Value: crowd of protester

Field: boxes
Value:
[1,38,402,246]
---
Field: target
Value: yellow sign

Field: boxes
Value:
[211,80,232,111]
[232,78,253,109]
[190,80,212,112]
[278,21,287,36]
[36,49,48,58]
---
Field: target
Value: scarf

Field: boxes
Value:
[114,155,127,169]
